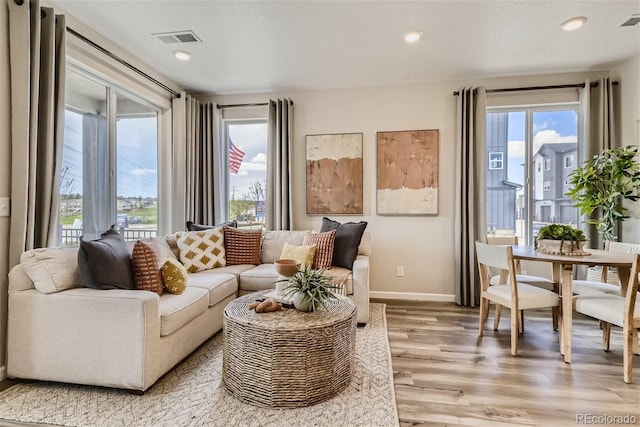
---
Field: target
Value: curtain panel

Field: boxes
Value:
[454,87,487,307]
[8,0,66,267]
[266,99,294,231]
[579,78,619,247]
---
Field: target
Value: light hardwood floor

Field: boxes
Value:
[378,300,640,427]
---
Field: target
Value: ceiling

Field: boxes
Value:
[51,1,640,95]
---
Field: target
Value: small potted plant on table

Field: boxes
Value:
[280,266,338,312]
[535,223,588,256]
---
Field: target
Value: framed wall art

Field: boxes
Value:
[306,133,363,215]
[376,129,439,215]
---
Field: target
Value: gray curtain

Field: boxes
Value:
[454,87,487,306]
[183,99,224,226]
[266,99,293,231]
[580,78,619,247]
[8,0,66,267]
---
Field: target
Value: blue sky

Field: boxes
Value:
[228,122,268,200]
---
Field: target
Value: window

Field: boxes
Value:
[486,107,580,245]
[224,120,268,229]
[488,152,504,170]
[564,155,575,168]
[59,67,161,245]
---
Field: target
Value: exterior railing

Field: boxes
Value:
[60,227,157,247]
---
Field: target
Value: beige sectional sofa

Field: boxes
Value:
[6,230,370,392]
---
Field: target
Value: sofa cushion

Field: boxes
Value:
[132,240,164,296]
[224,227,262,265]
[161,258,188,294]
[320,217,368,269]
[186,220,237,231]
[303,230,336,269]
[239,264,279,292]
[260,230,307,263]
[323,267,353,295]
[280,243,316,270]
[77,226,135,290]
[176,228,226,273]
[159,287,209,336]
[20,247,82,294]
[186,271,237,306]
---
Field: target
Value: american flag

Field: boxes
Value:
[229,139,245,175]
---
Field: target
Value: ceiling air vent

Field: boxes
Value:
[620,14,640,27]
[153,30,202,44]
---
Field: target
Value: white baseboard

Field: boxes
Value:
[0,365,6,381]
[369,291,456,302]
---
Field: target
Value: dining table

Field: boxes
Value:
[511,245,634,363]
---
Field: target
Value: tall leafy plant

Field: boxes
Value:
[566,145,640,241]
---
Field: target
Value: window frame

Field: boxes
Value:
[543,181,551,191]
[61,63,166,241]
[488,152,504,170]
[564,154,575,169]
[543,158,551,171]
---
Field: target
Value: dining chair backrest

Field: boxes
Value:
[607,241,640,254]
[485,235,518,245]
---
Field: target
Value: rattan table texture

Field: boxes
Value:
[223,290,357,408]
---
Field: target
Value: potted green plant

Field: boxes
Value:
[535,223,588,255]
[566,145,640,242]
[279,266,338,312]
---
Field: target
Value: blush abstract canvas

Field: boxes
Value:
[306,133,363,215]
[377,129,438,215]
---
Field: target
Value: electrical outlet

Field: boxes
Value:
[0,198,9,217]
[396,266,404,277]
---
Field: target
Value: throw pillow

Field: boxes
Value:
[161,258,188,294]
[320,217,368,269]
[20,247,83,294]
[224,227,262,265]
[77,225,135,290]
[131,239,164,296]
[176,228,226,273]
[280,243,317,270]
[303,230,336,269]
[186,220,237,231]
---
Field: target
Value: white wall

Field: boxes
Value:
[207,70,608,298]
[1,0,11,376]
[611,53,640,243]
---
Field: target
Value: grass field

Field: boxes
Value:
[60,206,158,226]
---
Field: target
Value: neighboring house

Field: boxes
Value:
[532,143,578,225]
[486,113,522,233]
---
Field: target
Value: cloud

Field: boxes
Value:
[251,153,267,164]
[533,129,577,153]
[130,168,157,176]
[238,152,267,173]
[508,140,525,158]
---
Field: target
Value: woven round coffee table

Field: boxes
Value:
[223,290,357,408]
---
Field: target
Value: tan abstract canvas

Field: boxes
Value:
[377,129,438,215]
[306,133,363,215]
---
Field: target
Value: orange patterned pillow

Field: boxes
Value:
[224,227,262,265]
[131,239,164,296]
[303,230,336,269]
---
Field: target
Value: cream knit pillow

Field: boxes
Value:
[176,228,226,273]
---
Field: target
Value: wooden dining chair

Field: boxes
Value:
[572,252,640,383]
[476,241,561,356]
[485,235,557,331]
[572,241,640,296]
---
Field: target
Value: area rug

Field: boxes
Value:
[0,303,398,427]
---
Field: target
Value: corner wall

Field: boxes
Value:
[207,70,607,299]
[611,53,640,243]
[0,0,11,377]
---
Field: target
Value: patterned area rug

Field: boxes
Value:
[0,303,398,427]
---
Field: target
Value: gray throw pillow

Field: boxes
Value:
[78,225,135,290]
[320,217,367,270]
[186,220,237,231]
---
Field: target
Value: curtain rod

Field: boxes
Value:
[452,81,619,96]
[66,27,181,98]
[217,102,269,110]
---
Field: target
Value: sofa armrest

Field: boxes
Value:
[352,254,369,324]
[7,288,160,390]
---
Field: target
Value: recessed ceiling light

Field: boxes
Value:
[173,50,191,61]
[403,30,423,44]
[561,16,587,31]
